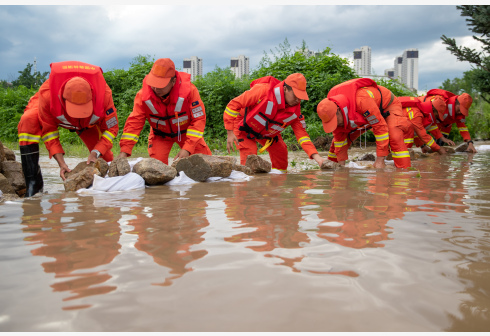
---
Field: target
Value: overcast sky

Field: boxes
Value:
[0,3,485,93]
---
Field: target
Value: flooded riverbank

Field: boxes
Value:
[1,144,490,331]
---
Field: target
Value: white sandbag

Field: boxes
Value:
[346,161,367,169]
[91,172,145,192]
[268,168,284,174]
[206,170,253,182]
[165,171,199,186]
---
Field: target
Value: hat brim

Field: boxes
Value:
[292,87,309,101]
[322,114,338,134]
[459,105,469,116]
[146,73,172,88]
[65,100,93,119]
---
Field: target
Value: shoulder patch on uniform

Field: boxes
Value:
[191,101,199,107]
[362,111,370,117]
[106,116,117,128]
[106,108,114,115]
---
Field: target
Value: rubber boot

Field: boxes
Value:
[20,143,44,197]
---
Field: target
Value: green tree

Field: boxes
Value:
[441,5,490,102]
[12,63,49,89]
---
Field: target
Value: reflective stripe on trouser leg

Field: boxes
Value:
[386,114,411,169]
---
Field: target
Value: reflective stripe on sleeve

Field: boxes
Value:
[186,129,204,138]
[404,138,414,144]
[298,136,311,145]
[426,138,435,147]
[121,133,139,142]
[328,151,337,158]
[41,131,59,143]
[225,107,240,117]
[458,127,468,132]
[102,131,115,143]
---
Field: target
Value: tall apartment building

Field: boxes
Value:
[394,56,403,82]
[402,49,419,91]
[353,46,372,76]
[182,56,203,81]
[230,55,249,78]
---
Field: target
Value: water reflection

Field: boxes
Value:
[21,196,121,310]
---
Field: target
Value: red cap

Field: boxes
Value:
[430,96,446,118]
[317,98,339,133]
[147,58,176,88]
[284,73,309,100]
[62,77,93,118]
[457,93,473,116]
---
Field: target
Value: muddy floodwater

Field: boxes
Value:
[1,145,490,332]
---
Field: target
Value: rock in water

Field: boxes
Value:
[133,158,177,185]
[356,153,376,161]
[1,161,26,195]
[321,160,341,170]
[108,157,131,177]
[64,167,101,191]
[455,142,469,152]
[245,155,271,173]
[65,158,109,179]
[174,154,233,182]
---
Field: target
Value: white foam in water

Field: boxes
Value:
[477,145,490,151]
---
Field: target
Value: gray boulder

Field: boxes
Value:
[133,158,177,185]
[65,158,109,179]
[174,154,233,182]
[356,153,376,161]
[108,157,131,177]
[64,166,101,192]
[245,155,271,173]
[0,173,17,195]
[1,161,26,195]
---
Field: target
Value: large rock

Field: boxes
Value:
[133,158,177,185]
[1,161,26,195]
[108,157,131,177]
[3,146,15,161]
[245,155,271,173]
[214,156,254,175]
[64,167,101,191]
[174,154,233,182]
[455,142,469,152]
[445,147,456,153]
[0,173,17,195]
[356,153,376,161]
[0,141,6,163]
[321,160,341,170]
[65,158,109,179]
[313,136,330,151]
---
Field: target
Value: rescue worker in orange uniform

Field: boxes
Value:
[398,95,448,154]
[118,58,211,164]
[316,78,412,169]
[17,61,119,197]
[224,73,324,172]
[423,89,476,153]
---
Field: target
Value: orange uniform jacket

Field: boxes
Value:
[38,79,118,159]
[404,106,441,151]
[223,83,318,158]
[330,86,392,162]
[120,81,206,156]
[424,94,471,141]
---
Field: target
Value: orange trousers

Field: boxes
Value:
[233,130,288,171]
[148,132,212,165]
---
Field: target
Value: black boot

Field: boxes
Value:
[20,143,44,197]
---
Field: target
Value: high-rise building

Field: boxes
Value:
[394,56,403,82]
[230,55,249,78]
[182,56,203,81]
[353,46,372,76]
[402,49,419,91]
[384,68,395,79]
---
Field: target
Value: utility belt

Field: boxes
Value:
[238,107,282,141]
[152,127,187,139]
